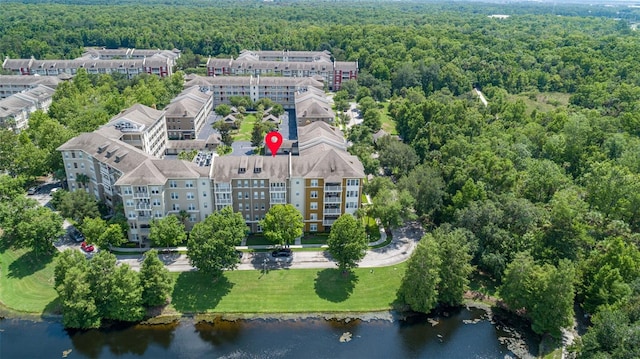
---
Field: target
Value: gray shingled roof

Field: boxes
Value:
[108,104,164,129]
[293,149,365,181]
[211,155,290,183]
[57,132,152,175]
[116,159,209,186]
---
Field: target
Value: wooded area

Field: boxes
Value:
[1,1,640,354]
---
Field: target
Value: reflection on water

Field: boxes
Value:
[0,309,538,358]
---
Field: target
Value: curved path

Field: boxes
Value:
[115,222,424,272]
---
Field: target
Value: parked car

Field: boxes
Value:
[81,241,95,252]
[27,187,37,195]
[70,229,84,242]
[271,248,292,257]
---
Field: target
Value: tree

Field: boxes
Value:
[96,224,127,249]
[398,163,445,219]
[215,104,232,117]
[377,139,419,177]
[54,248,88,290]
[433,227,474,306]
[260,204,303,247]
[81,216,107,244]
[369,188,417,234]
[327,214,368,273]
[270,103,285,117]
[186,206,246,278]
[58,266,101,329]
[399,236,441,313]
[16,206,64,257]
[251,121,265,147]
[57,190,100,225]
[140,249,173,307]
[149,215,186,250]
[0,174,24,201]
[212,121,233,146]
[500,252,576,337]
[87,251,118,319]
[107,264,145,322]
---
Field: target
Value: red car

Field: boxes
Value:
[81,241,95,252]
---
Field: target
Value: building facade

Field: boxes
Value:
[205,49,357,91]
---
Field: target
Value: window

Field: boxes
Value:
[310,202,318,210]
[73,163,78,168]
[155,211,162,218]
[245,214,250,220]
[172,204,180,211]
[171,192,179,199]
[187,192,195,200]
[253,180,258,187]
[260,180,265,187]
[254,192,258,199]
[245,192,249,199]
[126,200,134,207]
[310,179,318,187]
[188,203,196,211]
[310,224,318,232]
[346,202,358,209]
[169,180,178,188]
[237,180,242,187]
[190,215,197,222]
[310,213,317,220]
[123,187,132,195]
[204,202,208,209]
[153,199,161,206]
[347,179,360,186]
[203,191,207,197]
[347,191,358,198]
[310,191,318,199]
[128,211,136,219]
[151,187,160,194]
[238,192,243,199]
[244,180,249,187]
[185,181,194,188]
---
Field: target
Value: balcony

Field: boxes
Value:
[136,203,151,210]
[216,198,232,205]
[134,192,150,199]
[323,208,341,215]
[324,196,341,204]
[270,198,286,205]
[324,185,342,192]
[323,219,336,226]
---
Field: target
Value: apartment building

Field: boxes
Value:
[2,57,173,78]
[295,86,335,127]
[79,48,181,66]
[184,75,323,109]
[164,86,213,140]
[0,75,62,99]
[103,104,168,158]
[206,49,357,91]
[0,84,55,131]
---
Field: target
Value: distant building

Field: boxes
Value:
[164,86,213,140]
[0,75,63,99]
[0,84,55,131]
[2,47,177,78]
[206,49,358,91]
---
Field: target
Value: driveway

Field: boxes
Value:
[116,222,424,272]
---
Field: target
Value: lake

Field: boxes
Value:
[0,308,538,358]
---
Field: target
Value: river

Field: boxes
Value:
[0,308,538,358]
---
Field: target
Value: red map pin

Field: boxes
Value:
[265,131,283,157]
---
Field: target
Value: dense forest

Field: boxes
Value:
[2,1,640,356]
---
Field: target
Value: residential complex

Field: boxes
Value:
[57,57,364,241]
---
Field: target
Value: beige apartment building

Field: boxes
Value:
[164,86,213,140]
[206,49,358,91]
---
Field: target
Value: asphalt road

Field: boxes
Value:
[115,222,423,272]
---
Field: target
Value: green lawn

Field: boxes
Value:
[379,101,398,135]
[0,245,59,314]
[507,91,570,116]
[233,114,258,141]
[170,263,406,313]
[245,235,274,246]
[301,234,329,245]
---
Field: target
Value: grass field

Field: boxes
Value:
[507,92,571,115]
[232,114,258,141]
[0,245,59,314]
[379,101,398,135]
[170,263,406,314]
